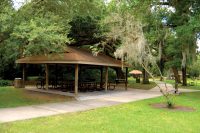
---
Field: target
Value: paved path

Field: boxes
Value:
[0,85,199,123]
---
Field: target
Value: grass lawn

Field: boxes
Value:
[128,77,157,90]
[0,87,74,108]
[165,79,200,90]
[1,92,199,133]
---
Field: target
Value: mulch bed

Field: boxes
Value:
[151,103,195,112]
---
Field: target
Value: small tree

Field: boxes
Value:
[102,1,175,108]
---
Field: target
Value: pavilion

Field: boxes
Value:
[16,46,129,96]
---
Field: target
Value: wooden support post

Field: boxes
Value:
[45,64,49,90]
[22,64,26,88]
[125,67,128,90]
[100,67,103,88]
[75,64,79,96]
[79,65,81,82]
[55,64,58,88]
[105,66,108,92]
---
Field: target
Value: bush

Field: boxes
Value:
[0,80,12,86]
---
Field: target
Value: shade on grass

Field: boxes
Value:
[0,92,199,133]
[0,87,73,108]
[128,77,157,90]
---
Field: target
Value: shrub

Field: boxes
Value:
[0,80,12,86]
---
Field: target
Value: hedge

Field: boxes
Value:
[0,80,12,86]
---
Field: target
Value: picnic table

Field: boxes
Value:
[115,79,127,84]
[36,77,116,92]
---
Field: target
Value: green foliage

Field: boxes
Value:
[68,16,102,46]
[1,0,106,79]
[23,0,105,22]
[167,0,200,67]
[12,14,70,56]
[79,68,116,82]
[79,69,101,82]
[164,33,182,68]
[0,80,12,86]
[0,0,14,40]
[188,56,200,78]
[0,0,17,79]
[0,0,199,83]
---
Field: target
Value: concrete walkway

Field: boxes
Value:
[0,85,199,123]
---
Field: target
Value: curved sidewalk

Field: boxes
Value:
[0,85,199,123]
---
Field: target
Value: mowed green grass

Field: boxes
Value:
[128,77,157,90]
[165,79,200,90]
[0,87,74,108]
[1,92,199,133]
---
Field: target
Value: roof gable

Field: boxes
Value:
[16,46,129,67]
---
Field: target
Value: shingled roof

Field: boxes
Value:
[16,46,129,67]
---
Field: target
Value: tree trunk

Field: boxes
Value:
[142,68,149,84]
[159,58,165,81]
[182,67,187,86]
[159,41,165,81]
[172,67,181,83]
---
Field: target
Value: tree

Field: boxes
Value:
[188,55,200,78]
[10,0,72,57]
[143,3,169,81]
[163,0,200,86]
[102,0,199,107]
[101,0,176,107]
[0,0,16,79]
[164,34,182,83]
[67,1,119,57]
[68,16,103,47]
[12,14,70,56]
[0,0,108,79]
[135,0,200,86]
[6,0,106,57]
[0,0,14,43]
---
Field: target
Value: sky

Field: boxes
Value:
[198,39,200,51]
[13,0,25,9]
